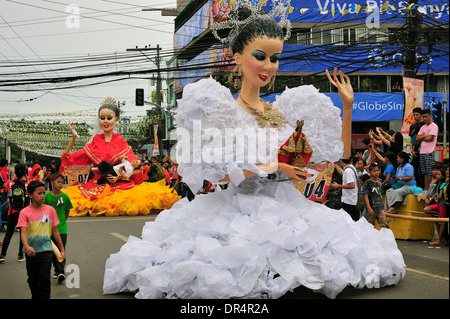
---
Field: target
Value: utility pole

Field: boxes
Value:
[443,93,448,158]
[403,0,421,78]
[126,45,163,113]
[155,44,162,110]
[126,45,164,156]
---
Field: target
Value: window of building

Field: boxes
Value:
[333,29,343,44]
[356,28,367,44]
[322,29,332,44]
[423,74,439,92]
[343,28,356,45]
[311,28,322,45]
[295,29,310,45]
[359,75,387,92]
[167,83,174,104]
[391,75,403,92]
[292,28,388,45]
[309,28,339,45]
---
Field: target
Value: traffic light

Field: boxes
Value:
[136,88,144,106]
[162,139,170,150]
[432,101,442,127]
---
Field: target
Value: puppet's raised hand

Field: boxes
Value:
[326,68,354,106]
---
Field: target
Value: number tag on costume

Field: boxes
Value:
[294,162,335,203]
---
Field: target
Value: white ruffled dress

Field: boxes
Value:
[103,78,405,299]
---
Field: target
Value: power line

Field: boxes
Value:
[0,2,447,93]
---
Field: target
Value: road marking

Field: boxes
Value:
[406,267,449,281]
[417,254,449,263]
[68,216,157,223]
[110,232,129,242]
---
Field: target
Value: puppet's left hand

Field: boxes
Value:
[326,68,354,106]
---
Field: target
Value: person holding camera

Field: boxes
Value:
[331,158,360,221]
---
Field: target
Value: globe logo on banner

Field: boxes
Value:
[368,49,389,68]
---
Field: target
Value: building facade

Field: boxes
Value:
[166,0,449,153]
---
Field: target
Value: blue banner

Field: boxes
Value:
[325,92,404,121]
[285,0,449,24]
[262,92,449,122]
[261,92,403,121]
[215,0,449,23]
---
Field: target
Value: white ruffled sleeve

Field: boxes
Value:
[173,77,267,193]
[274,85,344,164]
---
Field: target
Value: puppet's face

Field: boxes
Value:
[99,108,118,134]
[234,36,283,88]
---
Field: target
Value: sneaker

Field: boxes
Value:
[0,255,5,263]
[17,255,25,262]
[57,273,65,283]
[53,273,58,279]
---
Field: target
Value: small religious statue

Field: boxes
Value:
[278,120,313,167]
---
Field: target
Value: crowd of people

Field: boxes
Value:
[141,155,223,202]
[0,160,59,229]
[326,106,449,246]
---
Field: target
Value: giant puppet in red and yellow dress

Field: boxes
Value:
[60,97,180,217]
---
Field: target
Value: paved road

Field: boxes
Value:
[0,214,448,300]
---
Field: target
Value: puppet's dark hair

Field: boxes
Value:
[98,104,120,118]
[229,6,284,54]
[99,97,120,118]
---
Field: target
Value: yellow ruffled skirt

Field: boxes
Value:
[63,180,181,217]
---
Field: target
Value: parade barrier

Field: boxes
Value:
[385,213,449,223]
[376,194,441,240]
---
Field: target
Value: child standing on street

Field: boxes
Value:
[424,167,448,245]
[17,181,65,299]
[362,163,389,228]
[44,173,73,283]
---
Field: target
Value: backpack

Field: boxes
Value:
[149,163,165,182]
[10,180,29,211]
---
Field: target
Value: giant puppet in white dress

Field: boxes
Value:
[103,2,405,299]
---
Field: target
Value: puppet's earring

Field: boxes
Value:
[268,75,276,91]
[228,66,242,89]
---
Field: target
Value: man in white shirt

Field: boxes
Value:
[331,158,359,221]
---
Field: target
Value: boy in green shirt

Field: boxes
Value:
[44,173,73,283]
